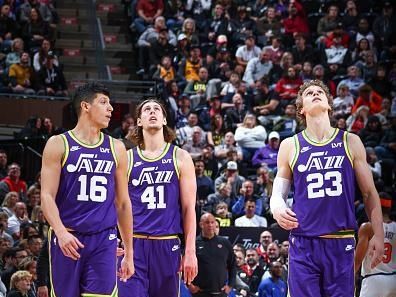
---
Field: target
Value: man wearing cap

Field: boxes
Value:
[215,161,245,201]
[252,131,280,170]
[355,192,396,297]
[37,50,68,96]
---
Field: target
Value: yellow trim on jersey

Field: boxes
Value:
[137,142,170,162]
[60,134,69,167]
[109,136,118,168]
[302,128,338,146]
[133,234,178,240]
[319,229,355,238]
[127,149,134,181]
[343,131,353,167]
[48,228,58,297]
[173,146,180,178]
[68,131,104,148]
[290,135,300,170]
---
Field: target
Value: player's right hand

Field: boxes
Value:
[118,254,135,282]
[273,207,299,230]
[57,229,84,260]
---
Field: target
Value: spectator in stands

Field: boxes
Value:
[19,0,53,24]
[252,131,280,170]
[1,248,28,291]
[338,65,365,98]
[41,117,60,139]
[7,201,29,240]
[8,51,35,95]
[230,6,257,46]
[0,213,13,246]
[195,159,214,203]
[352,38,372,64]
[232,180,263,218]
[352,84,383,115]
[132,0,164,35]
[372,1,396,49]
[342,0,360,36]
[178,18,199,47]
[243,49,273,88]
[111,113,134,140]
[368,65,392,98]
[1,192,19,218]
[0,4,17,52]
[21,7,50,51]
[275,66,303,102]
[312,64,336,96]
[30,205,48,239]
[365,147,383,188]
[234,199,267,227]
[5,38,24,70]
[256,6,282,47]
[257,261,287,297]
[253,76,282,117]
[375,97,392,128]
[182,126,207,160]
[153,55,180,86]
[256,231,272,265]
[184,0,211,32]
[375,113,396,160]
[355,17,375,50]
[176,111,199,145]
[322,28,352,70]
[215,161,245,200]
[207,114,226,147]
[213,202,232,227]
[7,270,32,297]
[25,186,40,217]
[291,33,316,70]
[359,115,384,148]
[346,105,370,133]
[32,38,58,72]
[178,44,202,84]
[355,50,377,81]
[18,257,38,296]
[281,0,309,48]
[0,150,7,180]
[219,71,240,101]
[240,248,265,295]
[148,29,176,73]
[234,113,266,160]
[184,66,209,109]
[333,84,354,118]
[0,163,26,203]
[205,3,230,45]
[204,182,233,215]
[263,36,284,66]
[214,131,243,164]
[36,50,68,96]
[235,34,261,71]
[317,5,341,37]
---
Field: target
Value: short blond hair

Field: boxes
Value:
[296,80,333,126]
[10,270,32,289]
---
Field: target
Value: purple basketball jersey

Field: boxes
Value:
[127,143,182,236]
[291,128,357,237]
[56,131,117,233]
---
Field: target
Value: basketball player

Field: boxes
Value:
[270,80,384,296]
[355,192,396,297]
[118,99,198,297]
[41,82,134,297]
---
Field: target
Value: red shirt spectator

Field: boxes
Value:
[275,67,303,100]
[282,0,309,35]
[352,85,383,115]
[136,0,164,19]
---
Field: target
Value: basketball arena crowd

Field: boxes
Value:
[0,0,395,296]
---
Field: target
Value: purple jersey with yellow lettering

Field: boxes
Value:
[127,143,182,236]
[56,131,117,233]
[291,128,357,237]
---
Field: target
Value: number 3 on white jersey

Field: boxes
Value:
[307,171,342,199]
[141,185,166,209]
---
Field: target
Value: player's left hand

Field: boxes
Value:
[118,254,135,282]
[181,251,198,285]
[368,234,384,269]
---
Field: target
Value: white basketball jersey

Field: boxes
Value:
[362,222,396,276]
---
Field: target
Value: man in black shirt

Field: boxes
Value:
[188,213,236,297]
